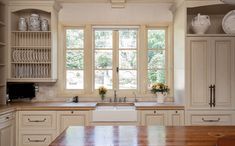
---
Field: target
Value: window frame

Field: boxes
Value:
[92,27,139,92]
[60,24,173,98]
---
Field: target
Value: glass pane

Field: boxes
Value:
[66,29,84,49]
[119,50,137,69]
[66,70,84,89]
[148,29,165,49]
[95,30,112,48]
[119,70,137,89]
[148,70,166,85]
[148,50,165,69]
[95,70,112,89]
[119,29,137,49]
[66,50,84,70]
[95,50,112,69]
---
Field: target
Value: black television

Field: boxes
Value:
[7,83,35,100]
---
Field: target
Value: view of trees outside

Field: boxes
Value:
[66,29,84,89]
[147,29,166,86]
[94,30,113,89]
[65,28,167,90]
[119,29,137,89]
[94,29,137,89]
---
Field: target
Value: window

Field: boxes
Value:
[94,28,138,90]
[147,28,167,87]
[65,28,84,89]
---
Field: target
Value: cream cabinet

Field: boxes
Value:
[0,112,15,146]
[186,37,235,109]
[185,110,235,126]
[140,110,184,126]
[57,111,90,133]
[0,0,7,104]
[7,1,61,82]
[18,111,57,146]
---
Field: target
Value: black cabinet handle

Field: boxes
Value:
[209,85,213,107]
[28,118,46,123]
[202,118,220,122]
[212,85,216,107]
[28,138,46,143]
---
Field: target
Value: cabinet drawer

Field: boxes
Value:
[191,115,232,125]
[0,112,15,124]
[19,132,54,146]
[19,111,56,129]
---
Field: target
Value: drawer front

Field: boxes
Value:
[19,132,54,146]
[0,112,15,124]
[19,111,56,129]
[191,115,232,125]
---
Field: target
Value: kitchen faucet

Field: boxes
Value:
[114,90,117,102]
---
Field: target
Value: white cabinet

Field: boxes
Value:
[0,112,15,146]
[7,1,61,82]
[0,0,7,104]
[185,110,235,126]
[186,37,235,109]
[18,111,57,146]
[57,111,90,133]
[140,110,184,126]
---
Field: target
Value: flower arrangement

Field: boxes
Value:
[98,86,107,101]
[151,83,169,94]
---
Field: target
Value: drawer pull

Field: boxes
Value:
[28,138,46,143]
[5,117,9,120]
[28,118,46,123]
[202,118,220,122]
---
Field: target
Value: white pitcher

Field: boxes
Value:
[191,13,211,34]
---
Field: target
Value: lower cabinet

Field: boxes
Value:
[0,112,15,146]
[18,111,57,146]
[140,110,184,126]
[57,111,90,133]
[185,110,235,126]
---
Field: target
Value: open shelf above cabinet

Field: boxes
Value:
[8,1,61,83]
[187,4,235,35]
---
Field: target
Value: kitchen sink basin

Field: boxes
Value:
[96,102,135,106]
[92,102,137,122]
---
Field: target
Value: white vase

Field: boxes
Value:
[18,17,27,31]
[41,19,49,31]
[28,14,40,31]
[156,92,166,103]
[191,13,211,34]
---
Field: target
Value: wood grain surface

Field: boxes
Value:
[49,126,235,146]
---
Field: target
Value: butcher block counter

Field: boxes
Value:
[49,126,235,146]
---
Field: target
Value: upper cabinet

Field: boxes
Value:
[0,0,7,104]
[7,1,61,82]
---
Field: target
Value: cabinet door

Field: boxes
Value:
[168,110,184,126]
[211,38,235,109]
[57,111,89,132]
[187,37,211,108]
[141,110,167,126]
[0,124,14,146]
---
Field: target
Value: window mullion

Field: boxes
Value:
[113,30,118,90]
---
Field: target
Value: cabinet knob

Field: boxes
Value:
[71,111,74,114]
[154,110,156,114]
[175,111,178,114]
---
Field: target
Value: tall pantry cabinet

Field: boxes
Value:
[173,1,235,125]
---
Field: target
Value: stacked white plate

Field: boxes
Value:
[222,10,235,34]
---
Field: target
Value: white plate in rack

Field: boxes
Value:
[222,10,235,34]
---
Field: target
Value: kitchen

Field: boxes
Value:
[0,0,235,146]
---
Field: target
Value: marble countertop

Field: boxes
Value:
[0,101,184,114]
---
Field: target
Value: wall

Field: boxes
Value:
[34,2,174,101]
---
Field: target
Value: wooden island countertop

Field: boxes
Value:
[49,126,235,146]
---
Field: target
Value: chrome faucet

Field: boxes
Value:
[114,90,117,102]
[133,92,137,102]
